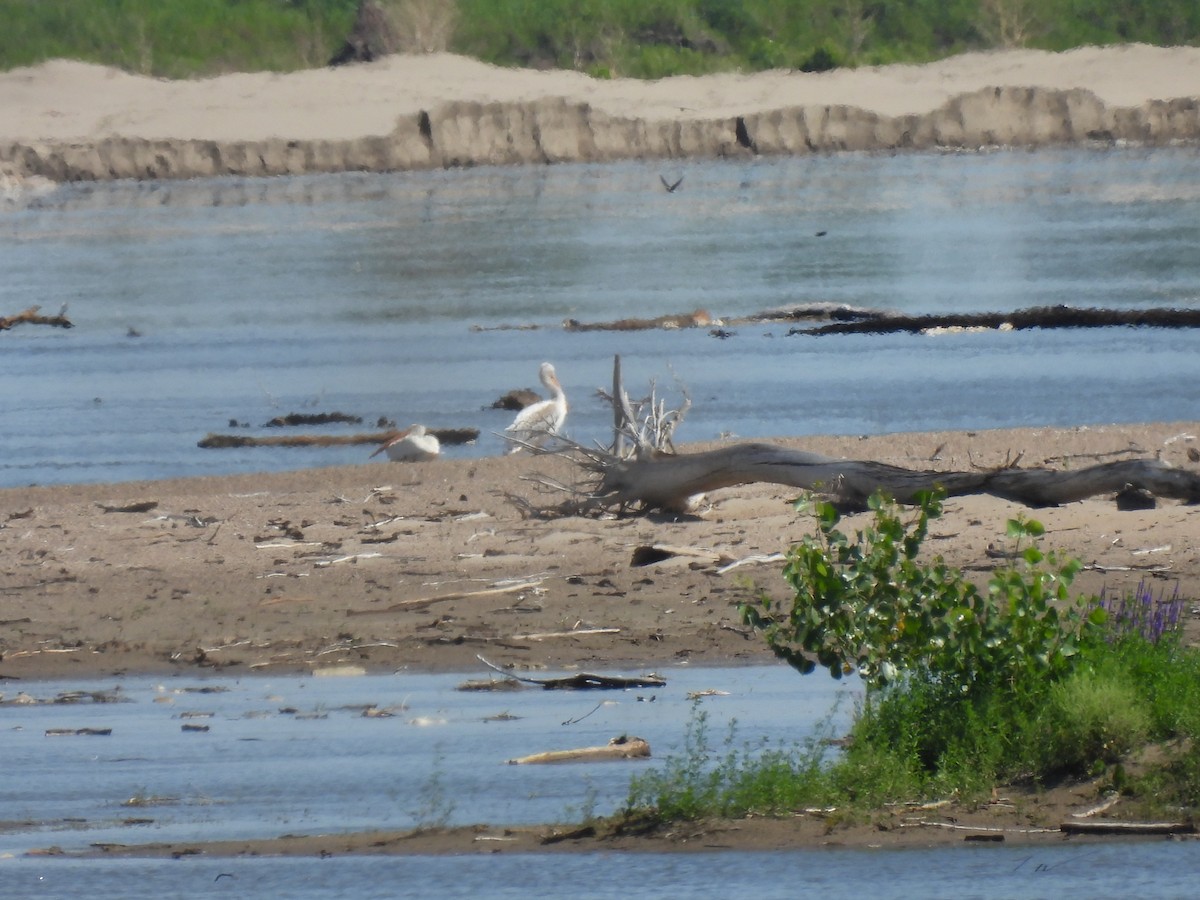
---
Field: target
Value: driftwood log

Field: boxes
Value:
[590,444,1200,511]
[507,735,651,765]
[524,357,1200,515]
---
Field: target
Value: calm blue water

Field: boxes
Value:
[4,843,1200,900]
[2,147,1199,487]
[0,667,857,856]
[2,667,1198,898]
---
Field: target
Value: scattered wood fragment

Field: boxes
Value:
[264,412,362,427]
[312,665,368,678]
[631,544,731,568]
[631,544,786,573]
[476,654,665,690]
[900,820,1058,834]
[1071,794,1121,818]
[715,552,786,574]
[456,678,528,692]
[346,577,545,616]
[96,500,159,514]
[563,308,714,332]
[1059,819,1196,836]
[314,552,382,567]
[507,735,651,765]
[45,727,112,737]
[510,627,621,641]
[1,305,73,331]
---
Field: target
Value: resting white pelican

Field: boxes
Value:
[370,424,440,462]
[505,362,568,453]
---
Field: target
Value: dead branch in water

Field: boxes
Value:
[477,654,665,689]
[198,427,478,449]
[1,305,73,331]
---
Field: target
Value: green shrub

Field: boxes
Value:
[624,491,1200,827]
[741,491,1105,697]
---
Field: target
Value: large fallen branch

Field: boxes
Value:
[590,443,1200,511]
[517,357,1200,514]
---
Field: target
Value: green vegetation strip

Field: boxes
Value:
[2,1,1198,79]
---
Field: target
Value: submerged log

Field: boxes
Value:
[199,427,478,449]
[791,305,1200,337]
[1059,819,1196,836]
[477,655,665,690]
[263,412,362,428]
[593,443,1200,511]
[563,308,714,332]
[1,305,73,331]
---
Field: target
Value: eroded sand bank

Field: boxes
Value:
[2,44,1199,183]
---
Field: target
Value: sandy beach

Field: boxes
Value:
[3,422,1197,683]
[3,47,1200,857]
[2,44,1199,183]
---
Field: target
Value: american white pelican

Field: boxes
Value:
[370,424,440,462]
[505,362,568,453]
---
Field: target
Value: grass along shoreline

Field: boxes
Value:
[2,0,1198,80]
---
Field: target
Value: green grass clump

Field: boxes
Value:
[625,703,837,821]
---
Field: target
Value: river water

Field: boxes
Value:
[2,666,1198,899]
[2,147,1199,488]
[4,147,1200,894]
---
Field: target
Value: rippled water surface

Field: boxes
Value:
[2,148,1199,487]
[2,667,1198,899]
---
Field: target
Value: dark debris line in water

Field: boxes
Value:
[790,305,1200,336]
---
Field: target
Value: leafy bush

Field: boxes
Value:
[741,491,1104,696]
[624,493,1200,825]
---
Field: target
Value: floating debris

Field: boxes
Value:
[508,735,650,765]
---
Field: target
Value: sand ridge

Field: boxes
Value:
[2,45,1199,183]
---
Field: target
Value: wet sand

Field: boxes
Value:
[3,423,1197,685]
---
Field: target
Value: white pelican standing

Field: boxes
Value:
[370,424,440,462]
[505,362,568,453]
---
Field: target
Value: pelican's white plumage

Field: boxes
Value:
[370,424,440,462]
[505,362,567,452]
